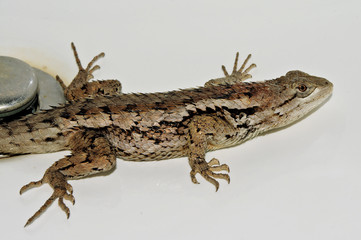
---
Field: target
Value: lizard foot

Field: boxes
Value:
[56,42,107,101]
[222,52,256,81]
[190,158,230,191]
[20,168,75,227]
[204,53,256,87]
[70,41,105,81]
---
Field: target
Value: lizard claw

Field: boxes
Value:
[190,158,230,191]
[71,42,105,83]
[20,169,75,227]
[222,52,256,81]
[71,42,105,75]
[61,43,108,101]
[204,53,257,87]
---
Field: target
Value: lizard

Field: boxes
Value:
[0,43,333,227]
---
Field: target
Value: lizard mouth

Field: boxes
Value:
[307,78,333,106]
[319,78,333,95]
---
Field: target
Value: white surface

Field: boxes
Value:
[0,0,360,239]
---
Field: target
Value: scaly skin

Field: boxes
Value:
[0,44,333,226]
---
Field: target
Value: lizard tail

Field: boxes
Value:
[0,111,67,156]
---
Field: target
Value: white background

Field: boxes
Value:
[0,0,360,239]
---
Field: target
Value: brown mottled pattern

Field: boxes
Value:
[0,45,333,227]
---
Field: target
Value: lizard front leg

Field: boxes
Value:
[187,115,233,191]
[204,52,256,87]
[20,129,116,227]
[56,42,122,101]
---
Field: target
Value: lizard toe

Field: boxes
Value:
[189,158,230,191]
[22,169,75,227]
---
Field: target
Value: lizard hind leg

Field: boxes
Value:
[20,130,116,227]
[56,42,105,91]
[57,43,121,101]
[20,169,75,227]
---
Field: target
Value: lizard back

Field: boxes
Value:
[0,80,273,159]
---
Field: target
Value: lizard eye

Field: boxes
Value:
[294,82,315,98]
[297,84,308,92]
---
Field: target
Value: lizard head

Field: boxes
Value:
[267,70,333,129]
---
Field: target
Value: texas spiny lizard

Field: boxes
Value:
[0,43,333,226]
